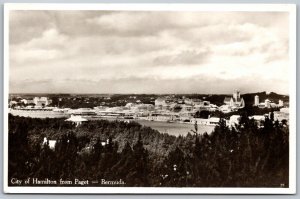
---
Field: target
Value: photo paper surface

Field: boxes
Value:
[3,3,296,194]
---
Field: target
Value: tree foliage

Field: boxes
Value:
[8,113,289,187]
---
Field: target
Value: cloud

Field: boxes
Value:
[85,12,205,37]
[10,28,70,64]
[9,11,53,44]
[9,10,290,94]
[10,75,288,95]
[153,48,211,66]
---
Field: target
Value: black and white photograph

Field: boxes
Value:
[3,4,296,194]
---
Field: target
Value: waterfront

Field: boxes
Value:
[9,109,68,118]
[9,109,215,136]
[93,117,215,136]
[136,120,215,136]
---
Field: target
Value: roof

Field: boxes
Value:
[230,115,241,119]
[65,115,88,122]
[209,117,220,122]
[280,108,289,113]
[249,115,265,121]
[48,141,57,149]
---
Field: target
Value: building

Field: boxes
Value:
[154,98,173,110]
[65,115,88,127]
[229,115,241,127]
[273,108,289,124]
[278,100,284,107]
[208,117,220,125]
[155,98,166,106]
[223,90,245,111]
[280,107,289,113]
[219,105,232,113]
[136,104,155,111]
[42,137,57,150]
[181,104,193,112]
[70,108,97,116]
[33,97,51,107]
[148,113,177,122]
[20,99,28,104]
[190,117,220,126]
[155,98,166,110]
[254,95,259,106]
[264,99,271,108]
[224,90,245,108]
[9,101,17,107]
[125,103,135,108]
[191,99,203,106]
[184,98,193,105]
[257,99,284,109]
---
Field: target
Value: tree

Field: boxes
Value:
[8,119,31,181]
[270,111,274,121]
[194,110,210,119]
[92,138,103,161]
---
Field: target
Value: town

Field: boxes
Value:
[7,90,291,187]
[8,90,289,129]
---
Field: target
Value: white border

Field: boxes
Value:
[3,3,297,194]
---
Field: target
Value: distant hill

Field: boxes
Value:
[9,91,289,108]
[242,92,289,106]
[199,92,288,107]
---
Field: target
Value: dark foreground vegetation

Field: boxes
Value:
[8,113,289,187]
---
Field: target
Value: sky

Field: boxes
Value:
[9,10,290,94]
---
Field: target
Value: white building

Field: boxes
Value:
[265,99,271,108]
[273,108,289,124]
[70,108,97,116]
[33,97,51,107]
[43,137,57,150]
[154,98,172,110]
[9,101,17,107]
[181,104,193,112]
[278,100,284,107]
[280,107,289,113]
[223,90,245,111]
[258,99,284,109]
[249,115,265,121]
[20,99,28,104]
[184,98,193,105]
[136,104,155,111]
[208,117,220,125]
[65,115,88,127]
[219,105,232,113]
[254,95,259,106]
[148,113,177,122]
[125,103,135,108]
[229,115,241,127]
[190,117,220,126]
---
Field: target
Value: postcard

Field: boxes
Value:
[3,3,296,194]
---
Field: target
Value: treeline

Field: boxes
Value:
[194,106,280,119]
[49,95,157,109]
[8,113,289,187]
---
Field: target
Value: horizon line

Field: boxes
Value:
[8,91,289,96]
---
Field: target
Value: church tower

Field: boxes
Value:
[233,89,240,101]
